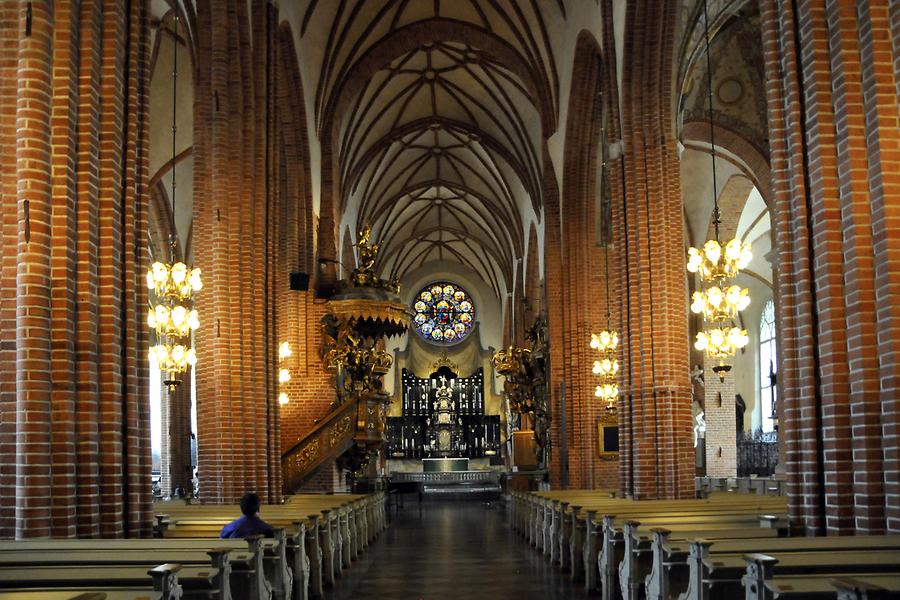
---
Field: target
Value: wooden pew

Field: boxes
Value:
[0,545,245,600]
[158,493,383,563]
[510,490,788,598]
[741,552,900,600]
[0,592,156,600]
[680,546,900,600]
[552,493,784,590]
[0,563,187,600]
[763,574,900,599]
[0,592,159,600]
[154,492,385,599]
[156,512,330,596]
[0,539,259,600]
[645,532,900,600]
[616,517,782,600]
[603,515,783,600]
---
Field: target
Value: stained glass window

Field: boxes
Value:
[412,282,476,344]
[759,299,777,433]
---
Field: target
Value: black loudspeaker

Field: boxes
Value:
[289,272,309,291]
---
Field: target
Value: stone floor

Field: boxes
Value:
[330,498,593,600]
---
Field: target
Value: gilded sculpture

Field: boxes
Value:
[350,225,400,293]
[315,224,412,475]
[492,316,550,464]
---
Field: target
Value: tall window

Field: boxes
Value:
[759,300,777,433]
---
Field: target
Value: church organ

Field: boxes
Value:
[387,367,500,459]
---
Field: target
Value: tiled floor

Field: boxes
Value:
[329,498,593,600]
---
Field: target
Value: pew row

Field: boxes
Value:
[155,492,386,599]
[509,490,788,599]
[0,538,262,600]
[0,563,183,600]
[0,591,163,600]
[0,492,385,600]
[510,490,900,600]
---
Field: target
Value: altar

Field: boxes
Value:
[385,365,500,459]
[422,457,468,472]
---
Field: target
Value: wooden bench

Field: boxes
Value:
[0,537,261,600]
[154,492,385,599]
[0,563,187,600]
[509,490,788,597]
[0,591,160,600]
[763,574,900,599]
[156,513,331,597]
[540,493,783,589]
[615,518,782,600]
[680,547,900,600]
[644,532,900,600]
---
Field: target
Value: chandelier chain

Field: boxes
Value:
[170,12,179,246]
[703,0,720,242]
[599,89,612,328]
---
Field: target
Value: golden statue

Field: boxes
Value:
[356,226,378,274]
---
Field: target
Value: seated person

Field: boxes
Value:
[220,492,274,538]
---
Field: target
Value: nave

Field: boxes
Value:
[2,1,900,599]
[331,500,590,600]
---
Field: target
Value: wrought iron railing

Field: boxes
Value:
[736,430,778,477]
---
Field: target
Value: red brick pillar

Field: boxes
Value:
[192,0,284,503]
[14,0,54,538]
[0,0,153,538]
[760,0,900,534]
[614,0,694,500]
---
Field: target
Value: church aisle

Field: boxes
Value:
[329,498,592,600]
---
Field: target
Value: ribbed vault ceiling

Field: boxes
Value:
[301,0,565,296]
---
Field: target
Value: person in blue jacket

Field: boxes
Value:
[220,492,275,538]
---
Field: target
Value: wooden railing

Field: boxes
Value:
[281,400,358,493]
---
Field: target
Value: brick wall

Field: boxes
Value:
[759,0,900,534]
[278,295,338,452]
[0,0,153,538]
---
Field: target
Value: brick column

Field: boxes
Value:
[0,0,153,538]
[614,0,694,500]
[760,0,900,534]
[703,364,737,478]
[192,0,288,503]
[14,0,54,538]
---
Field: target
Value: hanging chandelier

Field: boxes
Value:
[690,284,750,321]
[591,97,620,410]
[148,12,201,392]
[687,0,751,380]
[591,330,619,406]
[686,238,752,281]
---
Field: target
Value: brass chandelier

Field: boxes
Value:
[591,330,619,407]
[687,0,751,380]
[147,12,201,391]
[592,189,619,409]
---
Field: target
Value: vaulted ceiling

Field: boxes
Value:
[296,0,567,296]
